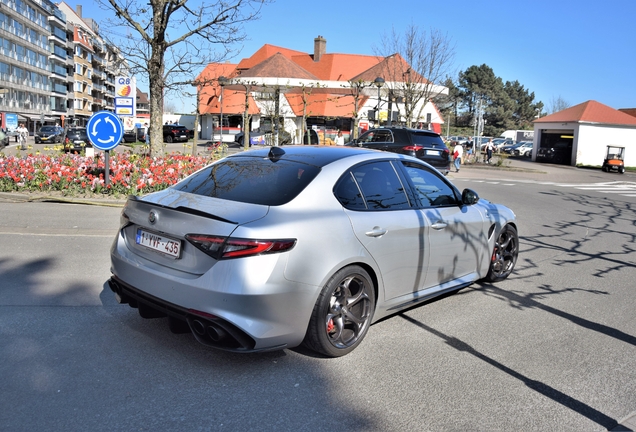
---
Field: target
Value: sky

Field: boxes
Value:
[78,0,636,114]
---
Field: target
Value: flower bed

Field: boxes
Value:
[0,151,214,198]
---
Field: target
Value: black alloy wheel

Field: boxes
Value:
[485,224,518,282]
[304,265,375,357]
[165,135,174,143]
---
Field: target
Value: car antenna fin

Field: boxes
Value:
[268,146,285,162]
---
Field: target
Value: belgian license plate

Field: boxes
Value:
[136,229,182,258]
[426,150,440,156]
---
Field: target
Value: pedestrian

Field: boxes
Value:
[453,143,463,172]
[17,123,28,150]
[486,139,494,164]
[465,138,474,163]
[335,130,345,146]
[144,123,150,146]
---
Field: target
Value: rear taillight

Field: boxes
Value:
[185,234,296,259]
[402,145,423,152]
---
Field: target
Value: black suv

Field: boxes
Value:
[163,124,189,143]
[350,127,450,174]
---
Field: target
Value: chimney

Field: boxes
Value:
[76,5,82,17]
[314,36,326,62]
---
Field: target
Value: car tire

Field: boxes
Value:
[524,151,531,157]
[484,224,518,282]
[303,265,375,357]
[165,135,174,143]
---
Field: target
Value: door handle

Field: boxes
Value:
[365,227,388,237]
[431,222,447,230]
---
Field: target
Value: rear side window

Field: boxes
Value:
[173,158,320,206]
[334,161,410,211]
[358,130,394,143]
[410,131,445,147]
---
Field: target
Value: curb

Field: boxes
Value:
[0,191,126,207]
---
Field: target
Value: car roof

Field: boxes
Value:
[228,145,393,167]
[368,126,440,135]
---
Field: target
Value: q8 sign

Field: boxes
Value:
[115,76,137,117]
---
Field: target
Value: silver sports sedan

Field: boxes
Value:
[109,146,518,357]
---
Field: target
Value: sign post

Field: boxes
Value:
[86,111,123,187]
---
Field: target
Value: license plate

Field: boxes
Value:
[179,135,186,138]
[136,229,182,258]
[426,150,440,156]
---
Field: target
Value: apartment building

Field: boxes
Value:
[0,0,65,132]
[57,2,128,126]
[0,0,128,133]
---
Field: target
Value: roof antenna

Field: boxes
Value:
[268,146,285,162]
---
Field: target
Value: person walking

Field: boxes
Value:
[17,123,28,150]
[486,139,494,164]
[453,143,463,172]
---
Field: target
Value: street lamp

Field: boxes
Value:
[218,76,229,144]
[373,77,384,126]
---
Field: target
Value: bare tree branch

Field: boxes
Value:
[94,0,268,156]
[374,24,455,128]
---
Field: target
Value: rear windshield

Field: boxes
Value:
[173,157,321,206]
[410,131,445,147]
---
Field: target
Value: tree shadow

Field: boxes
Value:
[400,313,620,430]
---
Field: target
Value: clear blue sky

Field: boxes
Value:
[79,0,636,113]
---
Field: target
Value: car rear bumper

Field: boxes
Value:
[110,232,316,352]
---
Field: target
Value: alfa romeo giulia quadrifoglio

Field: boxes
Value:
[109,146,518,357]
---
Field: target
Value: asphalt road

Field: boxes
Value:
[1,159,635,431]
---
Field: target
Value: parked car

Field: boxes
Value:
[63,127,91,153]
[0,129,8,147]
[123,127,147,143]
[35,125,64,144]
[109,146,518,357]
[501,142,524,154]
[234,128,292,146]
[350,127,451,175]
[163,124,189,143]
[512,141,533,157]
[536,141,572,164]
[447,136,468,145]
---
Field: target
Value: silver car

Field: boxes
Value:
[109,146,518,357]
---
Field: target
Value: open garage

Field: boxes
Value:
[533,100,636,167]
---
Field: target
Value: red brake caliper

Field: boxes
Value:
[326,319,335,333]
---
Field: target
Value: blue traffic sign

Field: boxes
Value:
[86,111,123,151]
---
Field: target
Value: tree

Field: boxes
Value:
[97,0,267,157]
[504,80,543,129]
[549,96,570,114]
[374,24,454,128]
[433,76,462,131]
[457,64,544,135]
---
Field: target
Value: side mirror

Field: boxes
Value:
[461,188,480,205]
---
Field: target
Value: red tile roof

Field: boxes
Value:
[352,53,429,84]
[196,39,430,118]
[535,100,636,126]
[292,53,384,81]
[236,44,307,70]
[197,63,259,116]
[236,52,319,80]
[619,108,636,118]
